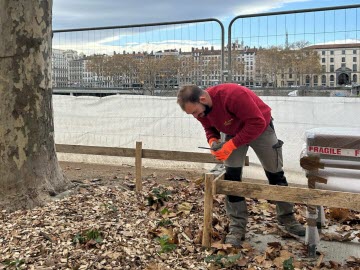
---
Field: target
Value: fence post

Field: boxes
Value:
[202,173,215,247]
[135,141,142,192]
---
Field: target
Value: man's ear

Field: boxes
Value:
[199,95,207,103]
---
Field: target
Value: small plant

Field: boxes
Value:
[146,187,172,207]
[86,229,103,243]
[102,203,118,213]
[3,258,25,270]
[204,254,242,268]
[72,233,86,244]
[157,218,173,227]
[283,257,295,270]
[160,208,169,215]
[72,229,103,246]
[156,235,177,253]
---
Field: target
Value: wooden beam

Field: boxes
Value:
[212,171,226,195]
[301,156,360,171]
[215,180,360,211]
[56,144,221,164]
[141,149,220,163]
[202,173,214,248]
[56,144,135,157]
[135,141,142,192]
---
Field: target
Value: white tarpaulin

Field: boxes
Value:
[53,94,360,184]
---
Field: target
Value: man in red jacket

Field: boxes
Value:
[177,83,305,247]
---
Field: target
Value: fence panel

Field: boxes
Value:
[228,4,360,93]
[53,19,224,94]
[52,19,225,169]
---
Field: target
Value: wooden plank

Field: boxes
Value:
[212,171,226,195]
[202,173,214,248]
[56,144,221,164]
[215,180,360,211]
[56,144,136,157]
[301,156,360,171]
[135,141,142,192]
[141,149,220,163]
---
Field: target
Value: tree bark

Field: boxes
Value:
[0,0,68,211]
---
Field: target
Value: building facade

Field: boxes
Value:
[307,43,360,86]
[52,43,360,89]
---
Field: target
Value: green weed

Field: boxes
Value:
[156,235,177,253]
[204,254,242,268]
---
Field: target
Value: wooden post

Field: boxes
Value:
[135,141,142,192]
[202,173,214,247]
[307,176,319,257]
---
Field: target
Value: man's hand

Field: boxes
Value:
[208,138,222,156]
[208,137,219,147]
[211,141,225,151]
[213,139,237,161]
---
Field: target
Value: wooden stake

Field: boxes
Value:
[202,173,214,247]
[135,141,142,192]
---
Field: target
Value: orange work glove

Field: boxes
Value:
[214,139,237,161]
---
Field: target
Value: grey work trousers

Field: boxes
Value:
[224,123,284,173]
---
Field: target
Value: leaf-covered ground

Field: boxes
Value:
[1,162,359,270]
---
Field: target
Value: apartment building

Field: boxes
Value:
[307,43,360,86]
[52,49,69,87]
[52,43,360,89]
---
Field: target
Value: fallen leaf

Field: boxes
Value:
[211,241,233,250]
[177,202,193,215]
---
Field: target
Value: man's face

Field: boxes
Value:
[184,101,211,118]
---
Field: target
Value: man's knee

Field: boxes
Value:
[225,167,244,202]
[225,166,242,181]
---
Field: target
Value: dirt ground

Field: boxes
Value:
[60,161,206,188]
[1,161,359,269]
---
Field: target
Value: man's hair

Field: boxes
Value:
[177,85,203,110]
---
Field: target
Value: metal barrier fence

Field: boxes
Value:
[52,19,224,96]
[52,5,360,174]
[53,4,360,96]
[228,4,360,90]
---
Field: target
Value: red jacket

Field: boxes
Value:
[197,84,272,147]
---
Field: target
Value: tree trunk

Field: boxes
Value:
[0,0,68,211]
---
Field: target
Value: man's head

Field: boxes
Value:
[177,85,212,118]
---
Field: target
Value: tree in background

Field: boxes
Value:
[202,55,221,86]
[288,41,321,86]
[0,0,68,211]
[178,55,200,85]
[137,53,161,95]
[86,54,112,87]
[104,53,139,88]
[229,51,245,84]
[158,55,181,89]
[256,46,284,87]
[256,42,321,87]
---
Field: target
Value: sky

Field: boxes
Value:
[53,0,360,30]
[52,0,360,55]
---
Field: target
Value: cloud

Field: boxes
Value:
[53,35,217,56]
[52,0,357,55]
[320,39,360,45]
[53,0,312,30]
